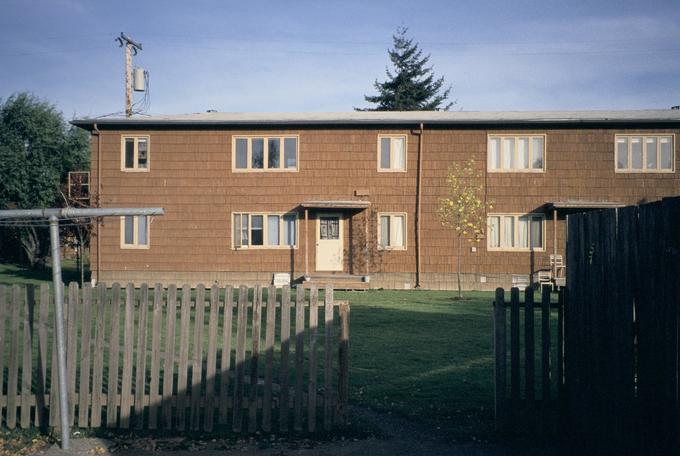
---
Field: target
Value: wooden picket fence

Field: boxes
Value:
[493,286,564,435]
[0,283,350,433]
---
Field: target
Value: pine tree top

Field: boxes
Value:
[359,27,454,111]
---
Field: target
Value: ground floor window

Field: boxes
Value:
[487,214,544,251]
[378,213,406,250]
[233,212,297,248]
[120,215,149,248]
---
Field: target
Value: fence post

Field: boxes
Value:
[293,286,305,432]
[262,284,277,433]
[77,284,92,428]
[106,283,121,428]
[134,284,149,430]
[307,286,319,432]
[337,301,350,426]
[510,287,520,415]
[0,286,6,426]
[323,285,335,431]
[541,286,552,434]
[248,285,262,433]
[232,286,248,433]
[494,288,506,433]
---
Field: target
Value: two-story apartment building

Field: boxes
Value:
[72,110,680,290]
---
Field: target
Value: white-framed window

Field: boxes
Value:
[378,135,407,171]
[232,136,298,171]
[121,136,150,171]
[615,134,674,172]
[378,213,407,250]
[120,215,150,249]
[488,135,545,172]
[487,214,544,251]
[232,212,297,248]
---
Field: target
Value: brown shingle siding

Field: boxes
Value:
[90,126,680,288]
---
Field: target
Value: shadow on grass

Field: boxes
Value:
[0,284,565,447]
[0,261,84,286]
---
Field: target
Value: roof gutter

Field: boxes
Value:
[71,118,680,129]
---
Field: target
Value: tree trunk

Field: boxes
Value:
[457,237,463,299]
[77,227,85,287]
[19,227,40,267]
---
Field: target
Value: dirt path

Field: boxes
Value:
[34,406,562,456]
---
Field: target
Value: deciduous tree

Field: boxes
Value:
[438,159,493,298]
[0,92,89,266]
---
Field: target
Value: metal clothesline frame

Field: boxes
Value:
[0,207,164,450]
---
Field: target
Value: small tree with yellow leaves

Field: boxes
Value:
[438,159,493,298]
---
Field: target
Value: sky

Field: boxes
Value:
[1,0,679,119]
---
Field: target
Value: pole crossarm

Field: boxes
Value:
[0,207,164,220]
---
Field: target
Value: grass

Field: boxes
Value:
[0,262,561,441]
[0,260,84,287]
[335,289,496,437]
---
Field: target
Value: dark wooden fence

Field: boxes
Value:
[0,283,350,433]
[493,286,564,435]
[565,197,680,451]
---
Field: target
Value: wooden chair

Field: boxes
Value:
[537,270,553,292]
[550,254,566,277]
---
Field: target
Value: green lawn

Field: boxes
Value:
[0,260,85,287]
[335,289,496,436]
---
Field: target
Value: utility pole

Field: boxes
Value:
[115,33,142,117]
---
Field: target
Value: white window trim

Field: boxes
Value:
[120,215,150,249]
[120,135,150,172]
[377,134,408,172]
[377,212,408,251]
[232,212,298,249]
[231,135,300,172]
[614,134,675,173]
[487,134,546,173]
[487,213,545,252]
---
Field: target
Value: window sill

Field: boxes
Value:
[487,169,545,173]
[232,168,299,173]
[487,248,545,253]
[121,168,150,172]
[232,246,298,250]
[615,169,675,174]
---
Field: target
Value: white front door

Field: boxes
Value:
[316,213,343,271]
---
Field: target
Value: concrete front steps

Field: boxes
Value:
[299,274,369,291]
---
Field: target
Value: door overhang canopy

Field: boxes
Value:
[545,200,625,212]
[300,200,371,210]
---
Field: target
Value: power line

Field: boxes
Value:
[0,45,111,57]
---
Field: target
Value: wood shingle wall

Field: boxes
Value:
[90,126,680,288]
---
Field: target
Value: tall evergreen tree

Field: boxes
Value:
[359,27,453,111]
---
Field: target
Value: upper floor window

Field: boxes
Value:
[121,136,149,171]
[120,215,149,249]
[378,135,407,172]
[487,214,544,251]
[488,135,545,172]
[233,136,298,172]
[378,213,407,250]
[615,135,674,172]
[233,212,297,248]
